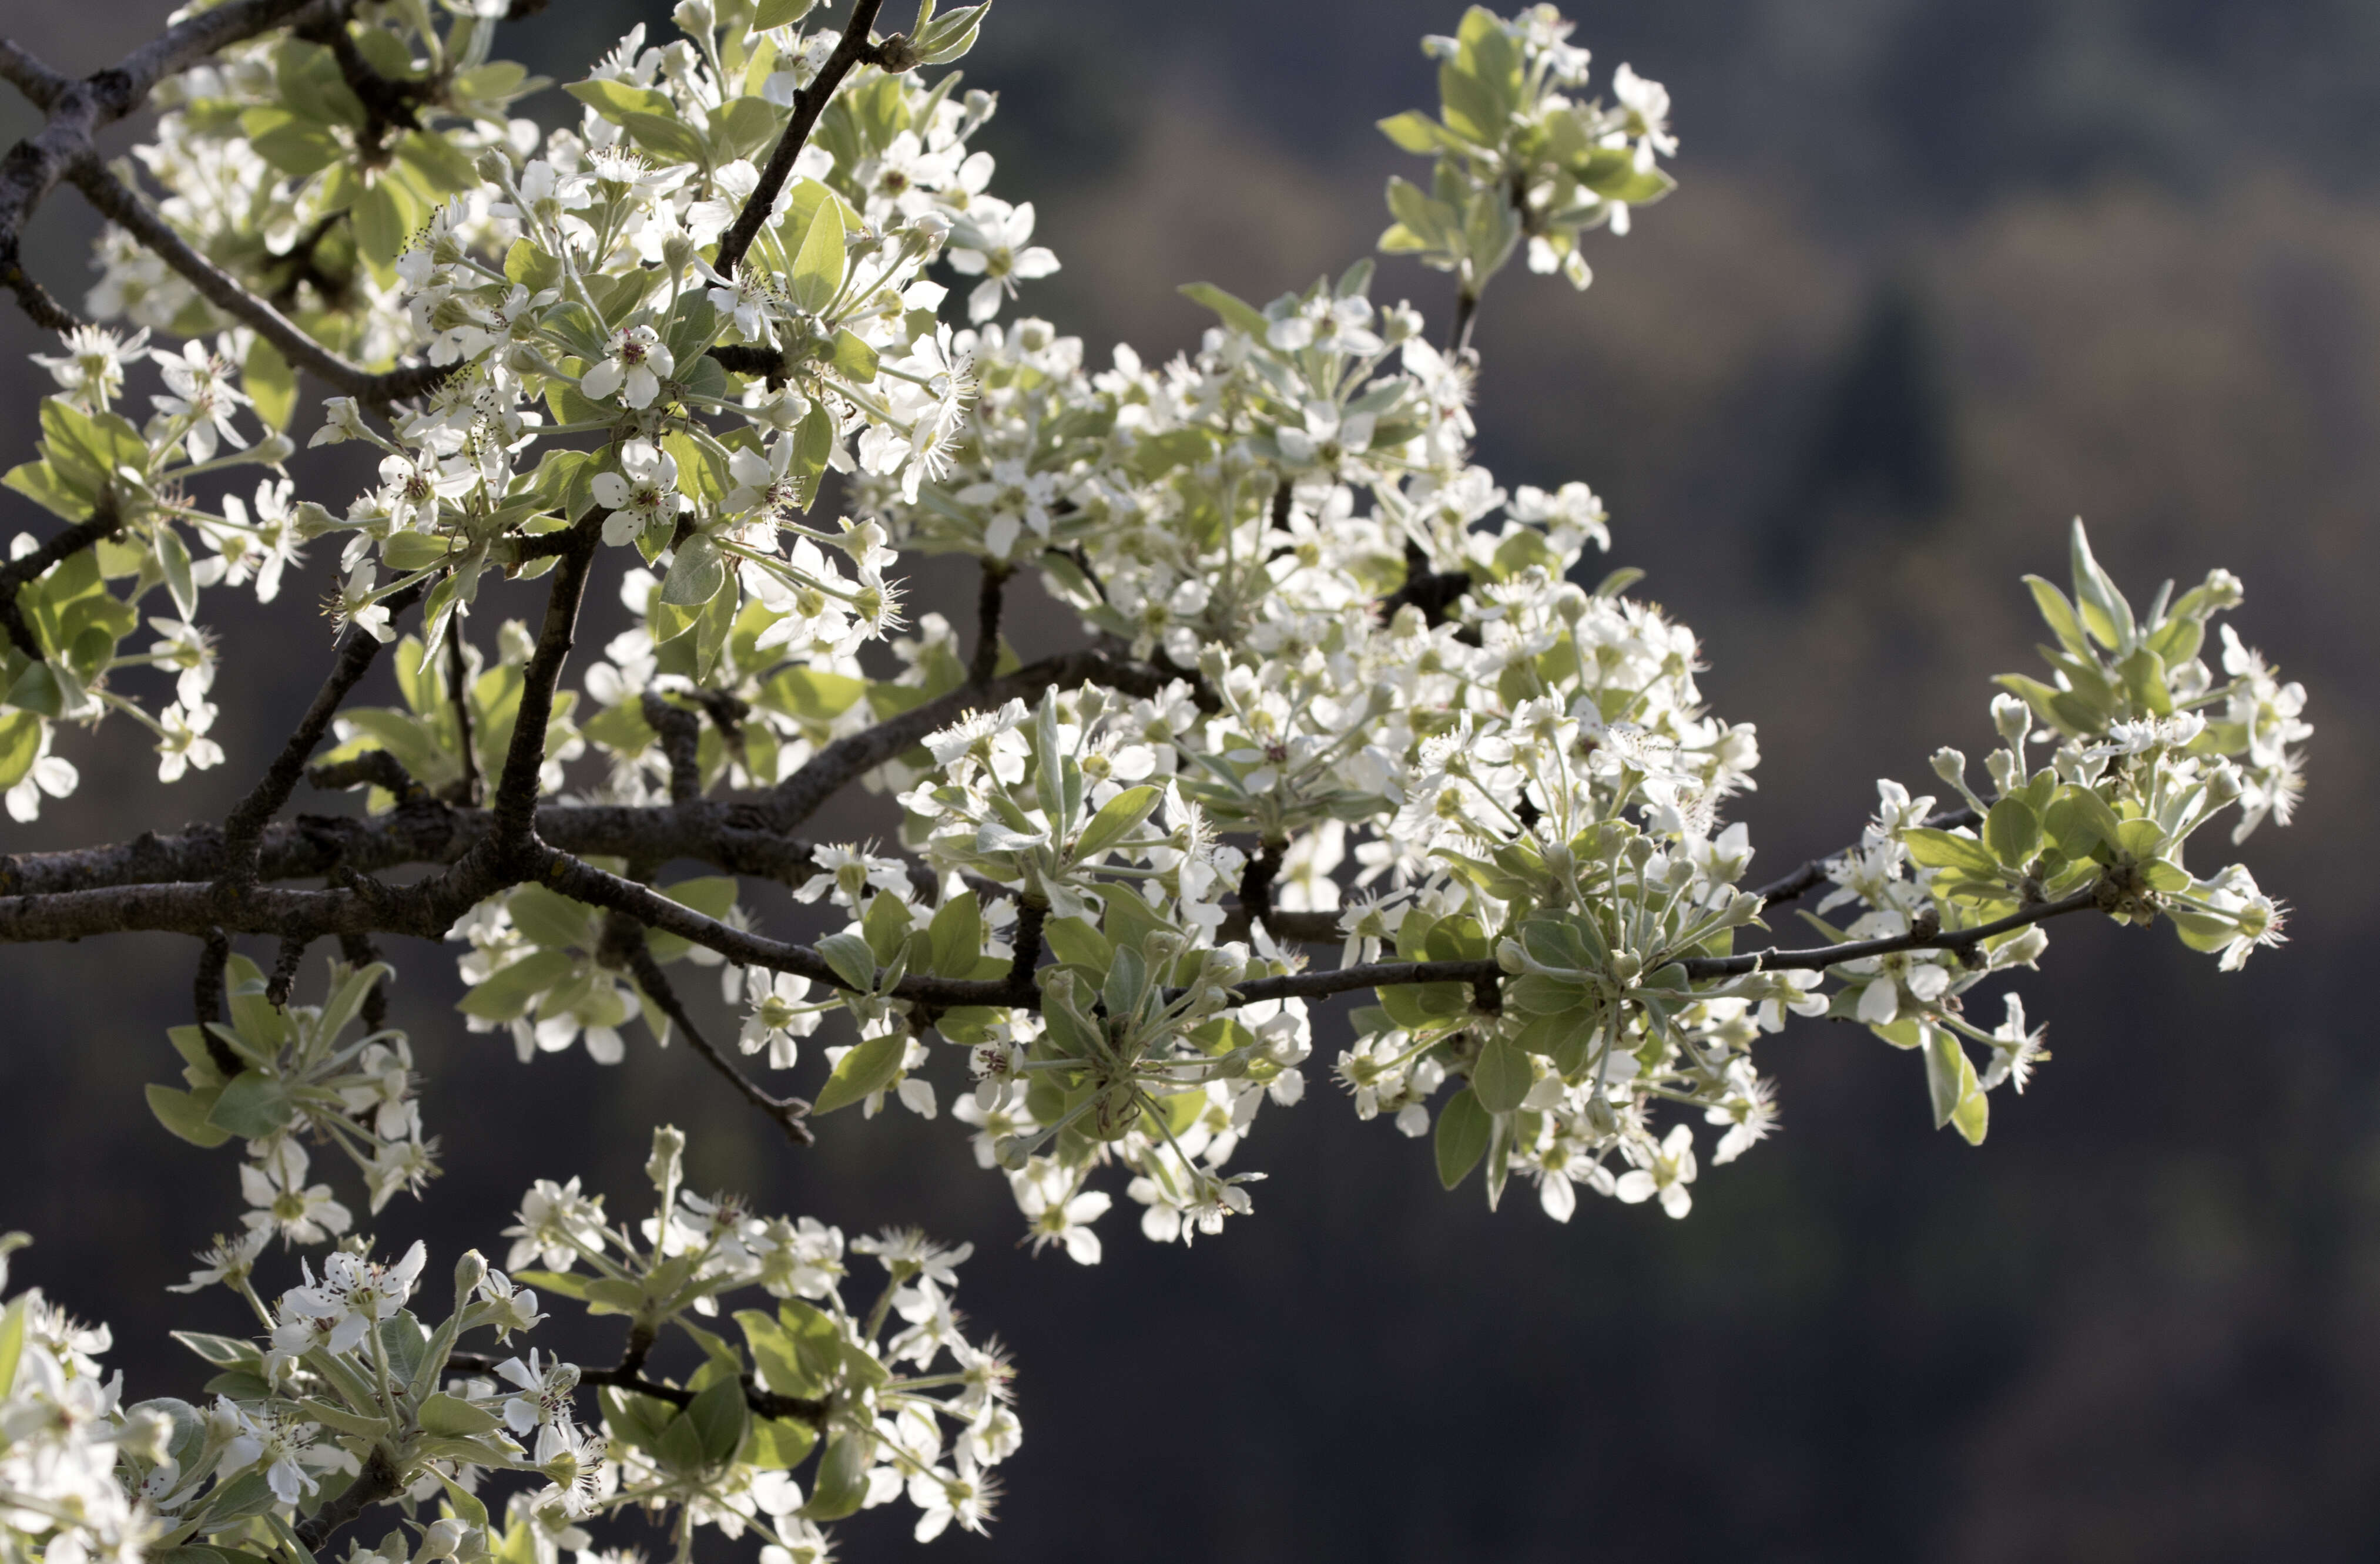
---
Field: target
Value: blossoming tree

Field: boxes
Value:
[0,1,2311,1560]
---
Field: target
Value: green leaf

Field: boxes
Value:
[417,1392,500,1437]
[927,893,983,979]
[829,328,877,382]
[659,535,727,607]
[787,194,846,314]
[747,1416,818,1471]
[0,1297,25,1398]
[1924,1028,1989,1145]
[778,1298,846,1387]
[2067,519,2135,651]
[753,0,817,26]
[2024,575,2090,658]
[509,1268,588,1301]
[1434,1086,1492,1189]
[206,1070,294,1140]
[243,337,296,433]
[1983,797,2041,868]
[1900,828,2002,879]
[687,1376,747,1465]
[815,931,876,994]
[1178,281,1269,338]
[458,947,575,1022]
[352,179,410,268]
[1470,1035,1531,1114]
[803,1429,870,1521]
[2043,784,2124,858]
[1072,784,1161,861]
[507,884,597,951]
[1377,110,1446,153]
[1040,915,1112,974]
[148,1083,233,1149]
[171,1331,262,1369]
[861,888,911,968]
[812,1032,904,1115]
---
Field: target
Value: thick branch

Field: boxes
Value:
[0,0,328,331]
[0,43,69,111]
[712,0,889,279]
[1379,539,1472,628]
[968,561,1006,687]
[216,580,424,886]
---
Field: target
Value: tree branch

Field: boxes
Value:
[64,156,451,404]
[0,501,122,658]
[445,633,481,807]
[1746,804,1982,910]
[486,512,602,850]
[968,561,1006,687]
[612,918,813,1147]
[216,580,424,887]
[446,1351,827,1429]
[639,691,702,806]
[294,1446,397,1552]
[0,0,330,333]
[712,0,889,280]
[765,647,1209,832]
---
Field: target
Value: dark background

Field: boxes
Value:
[5,2,2379,1559]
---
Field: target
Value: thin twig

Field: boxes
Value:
[66,157,451,404]
[216,580,424,887]
[445,633,481,806]
[639,691,703,806]
[712,0,890,279]
[445,1350,827,1428]
[1747,804,1983,910]
[0,502,122,657]
[621,931,813,1147]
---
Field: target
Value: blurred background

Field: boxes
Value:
[4,1,2378,1559]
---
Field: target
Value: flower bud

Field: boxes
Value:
[452,1247,488,1303]
[475,148,513,184]
[417,1518,472,1563]
[1930,747,1967,789]
[1992,693,2032,749]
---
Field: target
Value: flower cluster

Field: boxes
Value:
[0,1,2314,1557]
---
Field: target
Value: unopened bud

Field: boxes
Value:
[452,1248,488,1301]
[1992,693,2032,749]
[475,148,512,184]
